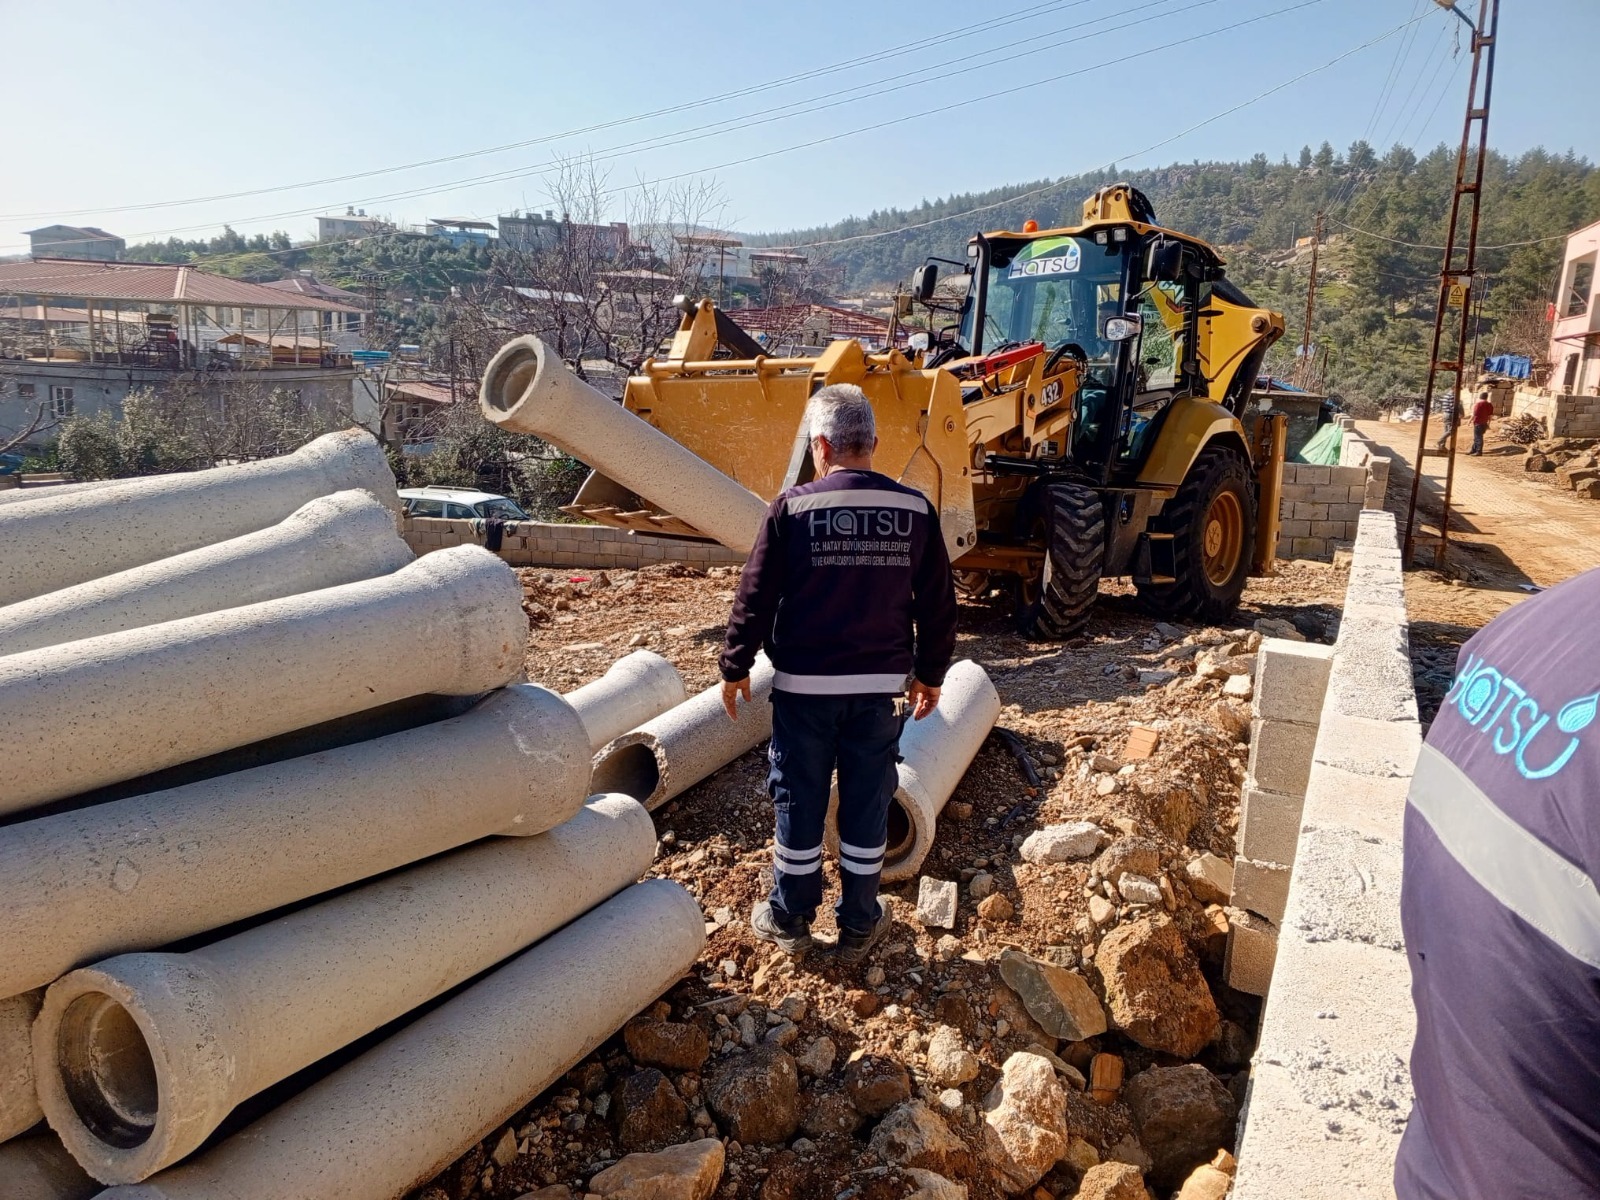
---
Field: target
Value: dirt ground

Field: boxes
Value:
[416,557,1350,1200]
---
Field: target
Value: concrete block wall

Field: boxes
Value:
[1228,639,1335,970]
[401,517,746,571]
[1512,387,1600,439]
[1232,509,1422,1200]
[1275,418,1389,561]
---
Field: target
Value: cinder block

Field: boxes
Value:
[1294,502,1330,522]
[1310,520,1345,539]
[1232,856,1292,923]
[1279,483,1312,502]
[1328,503,1361,523]
[1240,782,1306,863]
[1279,518,1311,538]
[1289,537,1326,559]
[1253,639,1332,724]
[1346,485,1368,505]
[1225,909,1279,996]
[1247,716,1321,797]
[1331,465,1367,488]
[1297,465,1333,486]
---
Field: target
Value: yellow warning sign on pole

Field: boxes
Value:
[1448,282,1469,308]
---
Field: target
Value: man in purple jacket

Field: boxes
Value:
[1396,567,1600,1197]
[719,383,958,963]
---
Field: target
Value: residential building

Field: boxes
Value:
[726,302,901,350]
[383,378,463,446]
[0,260,364,451]
[499,211,631,258]
[1551,217,1600,395]
[317,210,388,243]
[425,218,496,249]
[261,273,367,350]
[23,225,124,261]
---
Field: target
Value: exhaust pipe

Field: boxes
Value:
[1,990,44,1142]
[34,795,658,1183]
[828,659,1001,882]
[591,653,774,810]
[480,336,768,554]
[0,683,591,1001]
[0,490,412,658]
[0,429,398,607]
[92,880,705,1200]
[565,650,688,752]
[0,544,526,815]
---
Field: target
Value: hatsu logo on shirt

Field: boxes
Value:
[1445,651,1598,780]
[806,507,914,538]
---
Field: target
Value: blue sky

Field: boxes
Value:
[1,0,1594,253]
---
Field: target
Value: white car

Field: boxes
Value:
[398,486,529,521]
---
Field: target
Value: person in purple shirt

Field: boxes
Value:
[718,384,957,964]
[1396,566,1600,1197]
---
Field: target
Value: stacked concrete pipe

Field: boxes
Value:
[0,478,127,507]
[1,989,44,1141]
[479,334,769,554]
[591,653,775,810]
[565,649,688,752]
[0,1133,100,1200]
[0,544,526,814]
[0,429,398,606]
[34,795,658,1183]
[825,659,1002,882]
[97,879,705,1200]
[0,683,590,1001]
[0,490,411,658]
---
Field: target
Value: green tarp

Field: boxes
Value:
[1294,421,1344,465]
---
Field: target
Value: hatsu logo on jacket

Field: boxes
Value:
[1445,650,1598,780]
[806,507,914,538]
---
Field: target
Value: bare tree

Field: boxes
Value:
[0,401,58,458]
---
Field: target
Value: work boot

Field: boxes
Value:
[832,899,892,965]
[751,901,813,956]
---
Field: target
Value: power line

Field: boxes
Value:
[0,0,1102,223]
[1329,218,1567,252]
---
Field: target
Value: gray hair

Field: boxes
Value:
[805,384,876,457]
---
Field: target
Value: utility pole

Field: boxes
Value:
[1401,0,1500,568]
[1297,210,1324,390]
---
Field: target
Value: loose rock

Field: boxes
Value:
[1076,1161,1154,1200]
[796,1036,836,1077]
[589,1137,726,1200]
[996,950,1108,1041]
[926,1024,980,1086]
[1020,822,1105,864]
[624,1019,710,1072]
[977,892,1015,923]
[1093,838,1161,881]
[1095,914,1220,1057]
[1175,1150,1237,1200]
[979,1052,1070,1193]
[867,1100,973,1175]
[1123,1064,1238,1191]
[612,1068,689,1149]
[1183,855,1233,905]
[1117,873,1163,906]
[845,1053,913,1117]
[801,1088,864,1136]
[705,1047,802,1145]
[917,877,959,928]
[1222,673,1253,700]
[969,871,995,900]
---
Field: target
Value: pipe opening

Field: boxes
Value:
[482,346,539,415]
[58,992,159,1149]
[590,741,662,803]
[882,798,916,870]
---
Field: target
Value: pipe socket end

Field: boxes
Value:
[36,960,239,1184]
[401,546,529,694]
[292,429,401,512]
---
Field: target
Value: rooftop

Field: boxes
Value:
[0,260,361,312]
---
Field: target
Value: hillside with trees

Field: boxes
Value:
[758,142,1600,408]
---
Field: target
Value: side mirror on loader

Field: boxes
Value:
[1144,238,1183,283]
[1101,313,1142,342]
[912,263,939,303]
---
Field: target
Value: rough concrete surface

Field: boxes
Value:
[0,683,591,999]
[96,879,705,1200]
[0,988,44,1141]
[480,335,769,553]
[0,1132,100,1200]
[0,543,526,813]
[565,649,687,753]
[0,488,412,657]
[0,428,397,606]
[35,795,658,1183]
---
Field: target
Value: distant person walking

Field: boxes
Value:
[718,384,957,963]
[1395,567,1600,1198]
[1468,391,1494,455]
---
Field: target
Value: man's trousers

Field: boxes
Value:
[765,691,902,935]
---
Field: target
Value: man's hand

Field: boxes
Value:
[722,676,752,721]
[908,679,941,721]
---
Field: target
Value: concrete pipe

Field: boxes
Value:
[591,653,774,810]
[827,659,1001,882]
[479,335,768,554]
[0,544,526,814]
[564,650,688,752]
[2,989,44,1143]
[0,429,398,607]
[0,478,126,508]
[0,490,412,658]
[34,795,657,1183]
[97,879,705,1200]
[0,1133,100,1200]
[0,684,589,1001]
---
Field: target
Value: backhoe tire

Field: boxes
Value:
[1019,481,1105,639]
[1136,445,1255,622]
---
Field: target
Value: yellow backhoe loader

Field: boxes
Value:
[488,183,1288,635]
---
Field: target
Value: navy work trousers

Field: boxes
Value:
[766,691,903,936]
